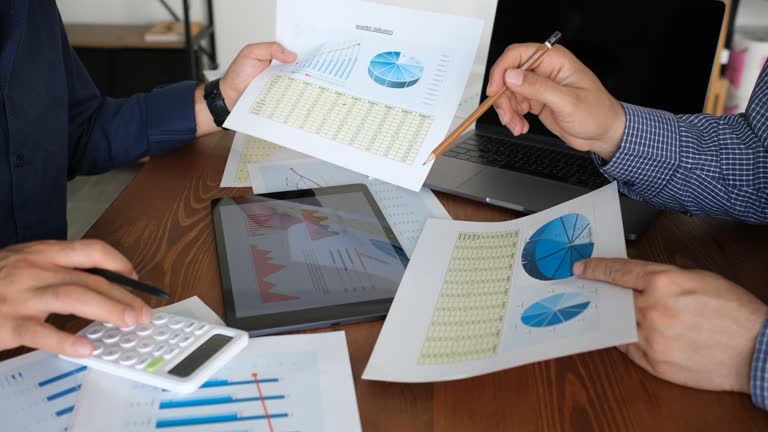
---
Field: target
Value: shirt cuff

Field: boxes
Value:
[144,81,198,155]
[591,103,680,201]
[751,316,768,410]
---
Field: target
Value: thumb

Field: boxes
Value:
[504,68,573,112]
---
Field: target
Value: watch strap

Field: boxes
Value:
[204,79,230,128]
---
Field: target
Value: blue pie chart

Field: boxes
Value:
[522,213,594,281]
[521,292,591,328]
[368,51,424,89]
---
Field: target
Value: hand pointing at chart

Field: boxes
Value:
[574,258,768,394]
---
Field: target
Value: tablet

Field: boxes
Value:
[212,184,410,336]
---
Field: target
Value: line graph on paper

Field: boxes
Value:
[282,41,361,85]
[286,167,326,189]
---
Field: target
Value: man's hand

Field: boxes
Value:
[219,42,297,111]
[486,44,626,161]
[195,42,297,136]
[0,240,152,357]
[574,258,768,393]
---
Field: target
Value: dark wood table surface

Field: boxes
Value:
[4,131,768,431]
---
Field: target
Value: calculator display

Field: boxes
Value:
[168,334,233,378]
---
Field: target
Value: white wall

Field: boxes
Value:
[734,0,768,28]
[57,0,206,24]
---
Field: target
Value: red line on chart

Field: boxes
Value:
[354,247,368,272]
[290,167,323,188]
[252,373,275,432]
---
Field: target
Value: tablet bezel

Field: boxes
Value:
[212,184,409,336]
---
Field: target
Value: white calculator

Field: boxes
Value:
[60,312,248,393]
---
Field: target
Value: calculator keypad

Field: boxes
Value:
[79,314,210,375]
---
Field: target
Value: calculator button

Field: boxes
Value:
[119,334,139,348]
[119,325,136,332]
[102,322,115,328]
[167,317,186,329]
[183,321,197,332]
[136,339,155,353]
[151,313,168,325]
[153,328,171,340]
[91,342,104,356]
[163,347,180,359]
[168,331,183,344]
[102,329,122,343]
[135,324,153,336]
[178,335,195,347]
[145,357,165,373]
[134,355,152,369]
[193,323,209,335]
[101,347,121,361]
[118,351,139,366]
[152,344,169,356]
[85,325,105,339]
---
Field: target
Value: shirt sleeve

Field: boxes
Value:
[593,63,768,224]
[59,21,198,178]
[752,317,768,410]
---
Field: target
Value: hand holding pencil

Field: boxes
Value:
[423,32,562,165]
[425,31,630,164]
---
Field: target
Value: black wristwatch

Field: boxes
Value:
[204,78,230,128]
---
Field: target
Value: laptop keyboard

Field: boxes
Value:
[443,134,610,189]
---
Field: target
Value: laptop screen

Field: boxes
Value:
[477,0,725,140]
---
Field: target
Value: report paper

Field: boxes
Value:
[248,157,451,256]
[224,0,483,191]
[363,184,638,382]
[70,332,360,432]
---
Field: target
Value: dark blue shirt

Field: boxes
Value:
[0,0,197,247]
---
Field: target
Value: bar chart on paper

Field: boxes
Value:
[83,352,325,432]
[0,351,87,432]
[71,333,361,432]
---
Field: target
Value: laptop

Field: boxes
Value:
[426,0,726,240]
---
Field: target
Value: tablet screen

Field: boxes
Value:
[214,186,409,321]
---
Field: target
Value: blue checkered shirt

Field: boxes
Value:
[594,62,768,409]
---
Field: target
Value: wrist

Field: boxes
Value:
[592,100,625,161]
[218,76,240,111]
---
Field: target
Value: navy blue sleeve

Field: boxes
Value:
[60,24,198,177]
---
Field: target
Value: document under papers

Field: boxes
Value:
[248,157,451,256]
[363,184,638,382]
[225,0,483,191]
[220,133,307,188]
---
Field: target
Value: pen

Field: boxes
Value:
[423,31,563,166]
[84,268,171,299]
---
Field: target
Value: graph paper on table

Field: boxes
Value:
[419,230,519,364]
[0,351,86,432]
[70,332,361,432]
[249,75,433,164]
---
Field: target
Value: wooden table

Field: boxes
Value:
[5,131,768,430]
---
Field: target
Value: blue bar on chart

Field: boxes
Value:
[159,394,286,409]
[199,377,279,389]
[156,411,290,428]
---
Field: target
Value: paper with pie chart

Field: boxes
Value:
[363,183,638,383]
[224,0,483,191]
